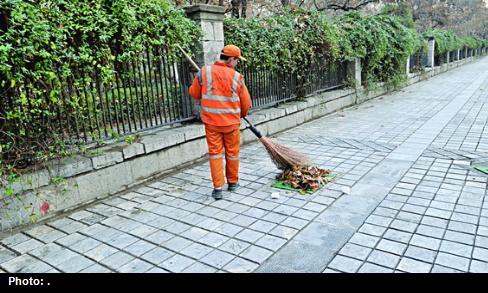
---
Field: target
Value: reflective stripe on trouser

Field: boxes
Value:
[204,124,240,188]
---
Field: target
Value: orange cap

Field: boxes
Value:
[221,45,247,61]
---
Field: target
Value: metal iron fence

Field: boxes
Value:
[449,51,456,62]
[240,60,347,110]
[409,51,429,71]
[434,53,446,66]
[6,47,195,143]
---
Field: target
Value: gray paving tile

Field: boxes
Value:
[475,235,488,249]
[397,257,432,273]
[469,260,488,273]
[219,239,251,255]
[0,247,18,265]
[123,240,157,256]
[99,251,134,269]
[349,233,380,248]
[404,245,437,263]
[416,224,445,239]
[444,230,475,245]
[249,220,277,233]
[182,262,218,273]
[140,247,174,265]
[280,217,308,230]
[338,243,372,261]
[409,234,441,251]
[376,239,407,255]
[0,254,52,273]
[84,243,118,262]
[117,259,154,273]
[239,245,273,264]
[1,233,32,247]
[472,247,488,262]
[223,257,259,273]
[10,238,45,254]
[358,223,387,237]
[79,263,113,273]
[200,250,234,269]
[439,240,473,258]
[160,254,196,272]
[180,243,213,259]
[367,250,401,269]
[255,235,287,251]
[358,262,393,273]
[435,252,470,272]
[56,254,95,273]
[327,255,362,273]
[235,229,265,243]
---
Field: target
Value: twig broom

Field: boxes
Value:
[177,45,312,170]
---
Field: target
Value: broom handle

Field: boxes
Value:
[176,45,201,71]
[177,45,263,139]
[242,117,263,139]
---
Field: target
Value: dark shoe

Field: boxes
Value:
[227,183,239,192]
[212,189,223,200]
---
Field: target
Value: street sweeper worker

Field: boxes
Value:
[189,45,252,200]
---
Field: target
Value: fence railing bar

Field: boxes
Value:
[95,72,109,138]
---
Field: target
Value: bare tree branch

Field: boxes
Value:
[326,0,378,11]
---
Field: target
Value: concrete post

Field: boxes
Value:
[184,4,225,67]
[465,48,468,59]
[457,49,460,61]
[446,52,450,64]
[427,37,435,68]
[406,56,410,75]
[347,58,362,90]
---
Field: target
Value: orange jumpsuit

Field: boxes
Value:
[189,62,251,188]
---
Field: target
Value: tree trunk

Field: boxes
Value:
[241,0,247,18]
[0,12,8,32]
[231,0,240,18]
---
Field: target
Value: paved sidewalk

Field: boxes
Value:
[1,57,488,273]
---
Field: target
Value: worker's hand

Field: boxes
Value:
[193,99,202,121]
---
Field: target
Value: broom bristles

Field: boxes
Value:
[260,137,311,170]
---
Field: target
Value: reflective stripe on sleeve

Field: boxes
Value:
[206,66,213,96]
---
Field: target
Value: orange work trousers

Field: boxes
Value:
[204,124,240,188]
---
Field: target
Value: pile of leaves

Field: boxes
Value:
[277,165,333,192]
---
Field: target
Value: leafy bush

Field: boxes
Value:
[226,9,421,86]
[334,12,420,85]
[224,8,340,72]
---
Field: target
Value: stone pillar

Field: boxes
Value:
[406,56,410,75]
[457,49,460,61]
[427,37,435,68]
[184,4,225,67]
[446,52,450,64]
[465,48,468,59]
[347,58,362,89]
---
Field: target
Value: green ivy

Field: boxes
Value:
[224,9,340,72]
[423,29,486,54]
[225,9,421,86]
